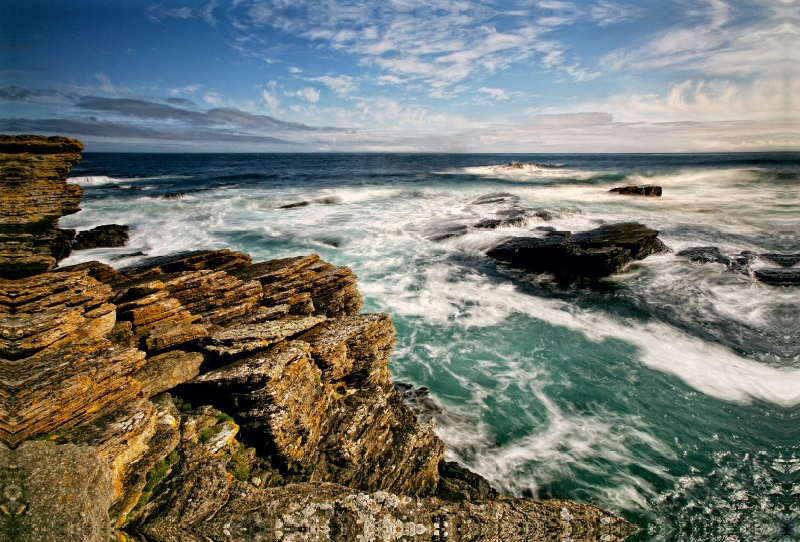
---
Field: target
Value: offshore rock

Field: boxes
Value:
[488,222,669,278]
[0,441,115,542]
[0,135,84,277]
[754,268,800,285]
[73,224,130,250]
[676,246,731,264]
[609,185,662,196]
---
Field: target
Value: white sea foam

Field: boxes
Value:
[67,175,130,185]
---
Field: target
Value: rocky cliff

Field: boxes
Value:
[0,135,638,542]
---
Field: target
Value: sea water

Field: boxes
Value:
[60,153,800,541]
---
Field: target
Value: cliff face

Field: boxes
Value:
[0,135,84,277]
[0,135,638,542]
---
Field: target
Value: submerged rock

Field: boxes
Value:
[609,185,662,196]
[73,224,130,250]
[676,246,731,264]
[760,253,800,268]
[487,222,669,278]
[754,268,800,285]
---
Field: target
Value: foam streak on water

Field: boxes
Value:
[60,152,800,541]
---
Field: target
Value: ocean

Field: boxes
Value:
[60,152,800,541]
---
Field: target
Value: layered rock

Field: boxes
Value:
[0,135,84,277]
[0,269,145,447]
[488,222,670,278]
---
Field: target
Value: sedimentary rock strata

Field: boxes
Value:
[0,135,84,277]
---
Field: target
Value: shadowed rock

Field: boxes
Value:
[488,222,669,278]
[73,224,129,250]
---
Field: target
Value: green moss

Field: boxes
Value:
[125,450,180,524]
[171,395,192,412]
[34,427,70,441]
[198,427,215,444]
[314,376,322,385]
[225,443,252,482]
[216,411,235,423]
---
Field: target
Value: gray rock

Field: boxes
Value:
[0,441,114,542]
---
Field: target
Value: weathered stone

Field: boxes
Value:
[609,185,662,196]
[145,322,208,351]
[205,315,326,356]
[438,461,498,502]
[73,224,129,250]
[0,441,115,542]
[0,135,84,277]
[134,351,204,398]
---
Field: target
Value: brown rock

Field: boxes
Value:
[204,315,326,356]
[145,322,208,351]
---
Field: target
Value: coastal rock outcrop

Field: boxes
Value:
[0,135,84,277]
[488,222,670,278]
[0,135,638,542]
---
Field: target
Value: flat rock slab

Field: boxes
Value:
[134,350,204,398]
[73,224,129,250]
[760,253,800,268]
[0,441,114,542]
[205,315,326,356]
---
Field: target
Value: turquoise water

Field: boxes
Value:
[61,153,800,540]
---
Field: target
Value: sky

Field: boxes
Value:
[1,0,797,152]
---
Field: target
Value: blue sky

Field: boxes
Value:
[1,0,797,151]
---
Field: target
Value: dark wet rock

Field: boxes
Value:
[150,192,186,200]
[394,382,443,423]
[73,224,130,250]
[428,225,468,242]
[572,222,670,260]
[471,193,520,205]
[0,441,115,542]
[280,196,341,209]
[474,215,526,229]
[280,200,311,209]
[111,251,146,260]
[677,246,731,264]
[438,460,498,502]
[609,185,662,196]
[488,223,669,278]
[532,209,554,221]
[760,253,800,268]
[754,269,800,285]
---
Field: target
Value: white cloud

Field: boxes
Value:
[288,67,302,73]
[228,0,599,95]
[170,84,201,95]
[203,91,222,106]
[602,0,800,77]
[147,2,218,26]
[308,75,357,96]
[261,86,281,113]
[290,87,320,103]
